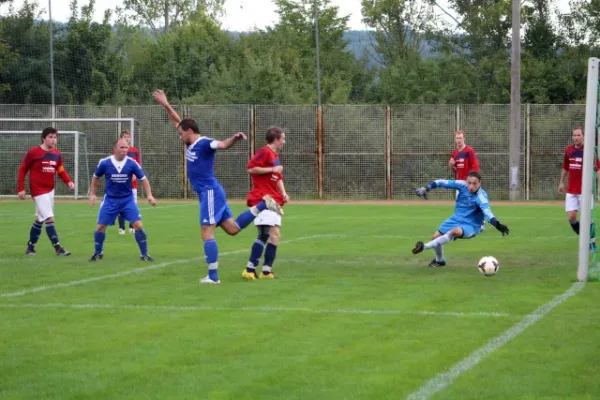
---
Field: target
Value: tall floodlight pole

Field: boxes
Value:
[314,0,322,107]
[48,0,56,116]
[509,0,521,200]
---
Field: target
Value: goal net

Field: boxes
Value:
[0,118,135,199]
[578,58,600,281]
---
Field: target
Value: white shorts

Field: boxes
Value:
[565,193,594,212]
[254,209,282,227]
[34,190,55,221]
[132,188,138,204]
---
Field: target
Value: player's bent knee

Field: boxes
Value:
[201,225,216,241]
[131,220,143,231]
[257,225,270,243]
[268,228,281,245]
[96,224,107,232]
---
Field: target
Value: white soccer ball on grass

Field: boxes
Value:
[478,256,499,276]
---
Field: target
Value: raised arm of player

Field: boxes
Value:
[414,179,465,199]
[17,150,33,198]
[217,132,247,150]
[153,89,181,128]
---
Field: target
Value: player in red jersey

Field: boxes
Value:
[116,130,141,234]
[558,126,599,252]
[449,130,480,180]
[449,130,484,230]
[242,126,289,280]
[17,127,75,256]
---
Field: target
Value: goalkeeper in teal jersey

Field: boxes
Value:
[412,171,510,267]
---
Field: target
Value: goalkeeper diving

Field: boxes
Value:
[412,171,510,267]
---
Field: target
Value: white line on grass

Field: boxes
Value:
[406,281,585,400]
[0,302,512,318]
[0,234,335,298]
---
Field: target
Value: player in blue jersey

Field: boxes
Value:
[412,171,510,267]
[88,139,157,262]
[153,89,283,284]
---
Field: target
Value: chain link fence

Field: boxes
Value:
[0,104,587,200]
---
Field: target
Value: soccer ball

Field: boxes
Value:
[478,256,499,276]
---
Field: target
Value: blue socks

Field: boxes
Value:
[28,221,42,246]
[247,239,266,271]
[204,239,219,281]
[570,221,580,235]
[135,229,148,256]
[94,230,106,254]
[263,243,277,270]
[256,200,267,212]
[45,222,61,249]
[235,209,257,230]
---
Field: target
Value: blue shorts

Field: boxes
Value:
[98,195,141,226]
[437,216,480,239]
[198,185,232,226]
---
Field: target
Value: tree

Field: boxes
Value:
[115,0,224,34]
[0,0,54,103]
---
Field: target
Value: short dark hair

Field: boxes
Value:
[574,126,584,135]
[120,129,131,138]
[467,170,481,181]
[41,127,57,140]
[178,118,200,134]
[265,126,284,144]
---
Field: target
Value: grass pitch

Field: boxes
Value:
[1,200,599,399]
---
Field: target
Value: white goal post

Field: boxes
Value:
[0,118,136,200]
[577,57,599,282]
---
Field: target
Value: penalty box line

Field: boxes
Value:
[0,302,513,318]
[406,281,585,400]
[0,234,337,298]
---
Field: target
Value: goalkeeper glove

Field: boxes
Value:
[490,219,510,236]
[415,187,429,199]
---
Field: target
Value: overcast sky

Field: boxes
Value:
[1,0,571,31]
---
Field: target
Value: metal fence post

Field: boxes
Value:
[317,105,324,199]
[183,104,188,199]
[526,103,531,201]
[386,105,392,200]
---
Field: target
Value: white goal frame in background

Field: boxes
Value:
[0,118,136,200]
[0,131,90,199]
[577,57,599,281]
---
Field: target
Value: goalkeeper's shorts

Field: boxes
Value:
[438,216,480,239]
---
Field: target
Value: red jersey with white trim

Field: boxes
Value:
[451,145,480,180]
[127,146,141,189]
[562,145,600,194]
[17,146,72,197]
[246,146,284,207]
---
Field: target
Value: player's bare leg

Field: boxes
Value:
[131,220,153,261]
[90,223,107,261]
[412,228,462,267]
[260,226,280,279]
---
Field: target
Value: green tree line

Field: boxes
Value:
[1,0,599,105]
